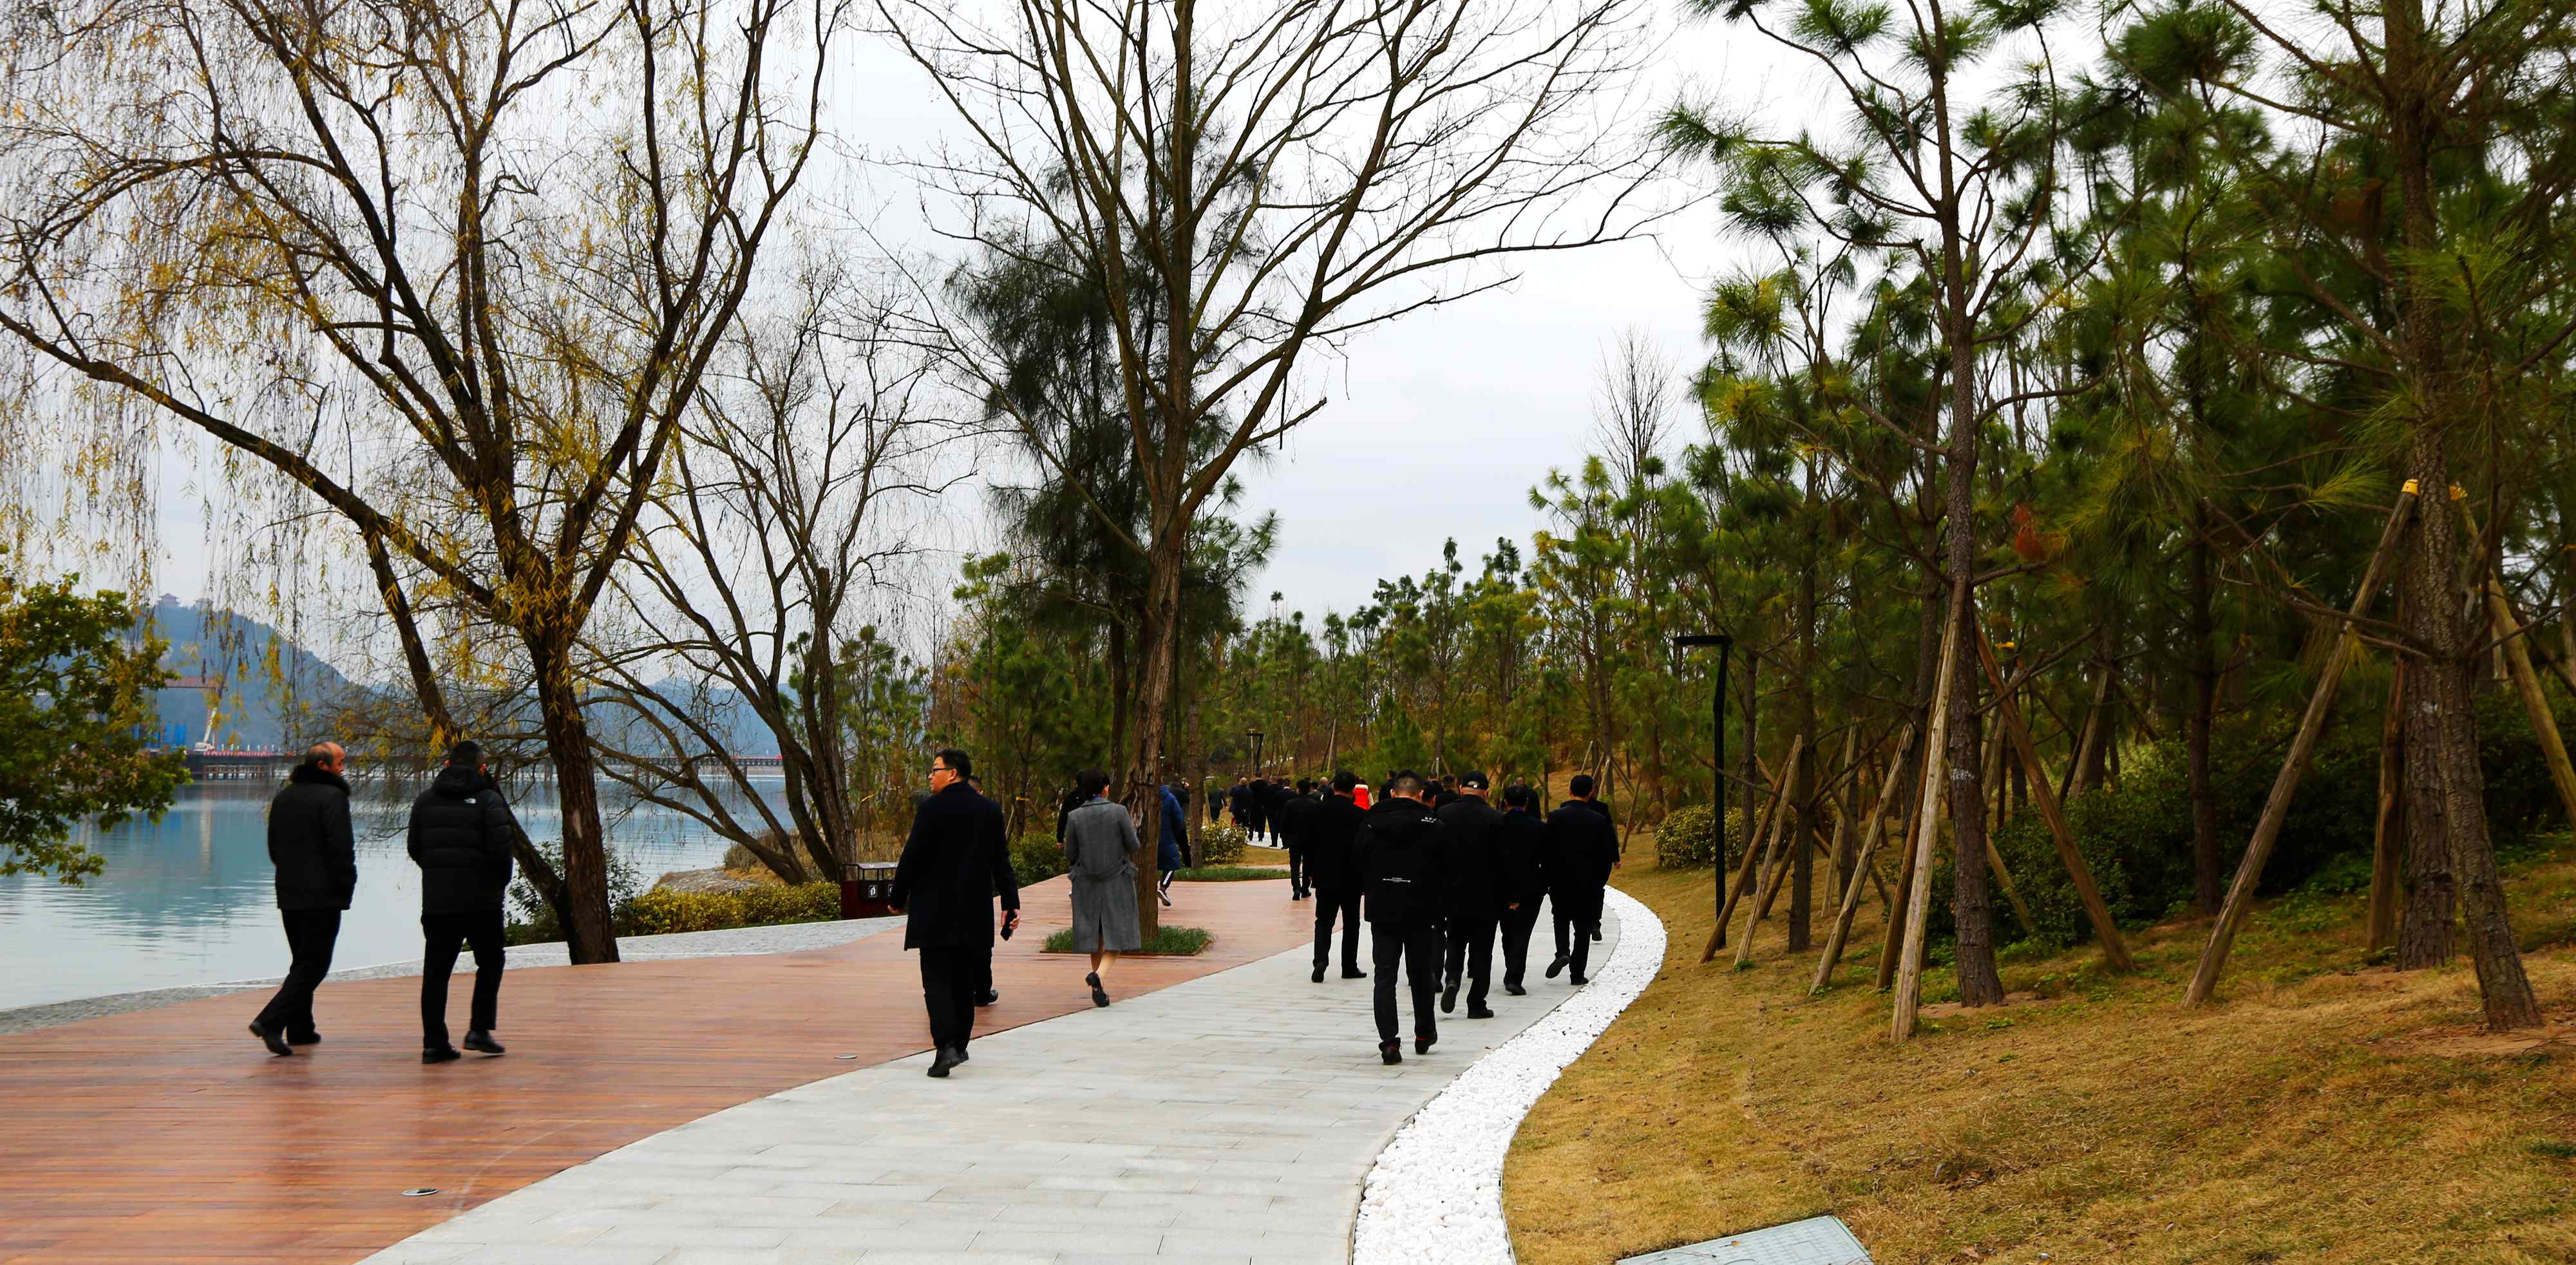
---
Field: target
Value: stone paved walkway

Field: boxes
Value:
[366,901,1624,1265]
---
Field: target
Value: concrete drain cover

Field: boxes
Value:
[1617,1215,1872,1264]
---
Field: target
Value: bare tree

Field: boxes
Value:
[585,259,959,884]
[878,0,1676,928]
[0,0,848,961]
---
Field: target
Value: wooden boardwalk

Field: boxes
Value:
[0,876,1312,1264]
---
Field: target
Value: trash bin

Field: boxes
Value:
[840,861,900,919]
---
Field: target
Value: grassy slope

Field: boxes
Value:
[1503,838,2576,1264]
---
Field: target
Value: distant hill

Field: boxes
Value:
[139,597,354,749]
[137,597,782,757]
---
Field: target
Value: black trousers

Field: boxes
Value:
[421,910,505,1049]
[1551,888,1602,979]
[256,908,341,1035]
[1498,901,1542,987]
[1443,912,1497,1009]
[1370,919,1443,1044]
[1286,848,1307,897]
[1312,883,1363,972]
[917,945,987,1050]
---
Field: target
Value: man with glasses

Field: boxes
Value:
[891,748,1020,1078]
[248,741,355,1056]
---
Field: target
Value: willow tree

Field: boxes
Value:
[882,0,1671,928]
[0,0,846,961]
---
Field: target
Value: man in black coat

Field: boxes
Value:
[1274,777,1320,899]
[1227,776,1253,832]
[1493,783,1551,995]
[891,748,1021,1078]
[1434,772,1508,1018]
[1307,771,1370,983]
[1357,773,1450,1064]
[1544,773,1619,985]
[249,742,356,1057]
[408,740,517,1063]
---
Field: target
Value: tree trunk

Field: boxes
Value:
[2367,662,2406,953]
[2188,505,2222,913]
[1789,518,1820,951]
[1109,619,1132,787]
[1126,535,1189,939]
[1944,479,2002,1007]
[529,633,619,964]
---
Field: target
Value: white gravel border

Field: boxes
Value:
[1352,886,1666,1264]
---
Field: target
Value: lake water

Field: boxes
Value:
[0,776,792,1010]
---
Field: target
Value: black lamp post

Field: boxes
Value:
[1247,727,1265,776]
[1674,633,1733,930]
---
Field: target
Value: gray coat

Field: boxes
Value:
[1062,798,1142,953]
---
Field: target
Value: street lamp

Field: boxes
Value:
[1246,727,1265,777]
[1674,633,1733,932]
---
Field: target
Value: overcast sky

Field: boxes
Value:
[137,2,1824,644]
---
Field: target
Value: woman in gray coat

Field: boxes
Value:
[1061,768,1142,1007]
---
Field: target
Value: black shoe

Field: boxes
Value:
[928,1047,961,1078]
[463,1031,505,1055]
[1312,965,1327,984]
[1570,973,1589,986]
[1504,982,1528,997]
[1592,929,1604,941]
[1545,955,1567,979]
[952,1044,970,1064]
[1416,1035,1437,1056]
[1087,971,1110,1008]
[422,1047,462,1064]
[1441,980,1459,1013]
[1468,1006,1497,1019]
[1158,888,1173,907]
[977,989,1000,1007]
[248,1019,293,1058]
[1380,1040,1403,1065]
[288,1029,322,1046]
[1341,969,1368,980]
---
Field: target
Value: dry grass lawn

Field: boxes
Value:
[1503,838,2576,1264]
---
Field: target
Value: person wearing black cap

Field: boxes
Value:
[1357,773,1450,1063]
[1544,773,1618,984]
[1434,771,1506,1018]
[1493,782,1550,995]
[1308,771,1370,981]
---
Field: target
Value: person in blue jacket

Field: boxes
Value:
[1157,779,1188,905]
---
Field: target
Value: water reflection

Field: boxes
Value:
[0,776,791,1009]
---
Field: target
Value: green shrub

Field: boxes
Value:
[1196,823,1249,865]
[1009,831,1070,887]
[1042,924,1213,955]
[505,840,645,945]
[1173,865,1286,881]
[1654,805,1748,868]
[613,881,842,937]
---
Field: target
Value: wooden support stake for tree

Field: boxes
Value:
[1874,780,1925,991]
[1984,831,2036,939]
[1975,631,2136,971]
[2185,487,2416,1006]
[2366,662,2406,953]
[1720,753,1801,962]
[2463,503,2576,828]
[1892,608,1964,1041]
[1703,734,1803,961]
[1812,722,1915,995]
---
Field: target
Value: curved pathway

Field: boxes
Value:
[362,904,1633,1264]
[0,877,1311,1264]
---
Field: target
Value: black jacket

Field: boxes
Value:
[892,782,1021,949]
[1434,794,1508,919]
[269,764,357,911]
[407,765,516,915]
[1495,808,1549,907]
[1273,791,1320,852]
[1306,793,1368,890]
[1356,797,1450,926]
[1545,800,1618,894]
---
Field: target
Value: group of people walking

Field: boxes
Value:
[248,738,1620,1080]
[1244,769,1618,1063]
[249,740,516,1064]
